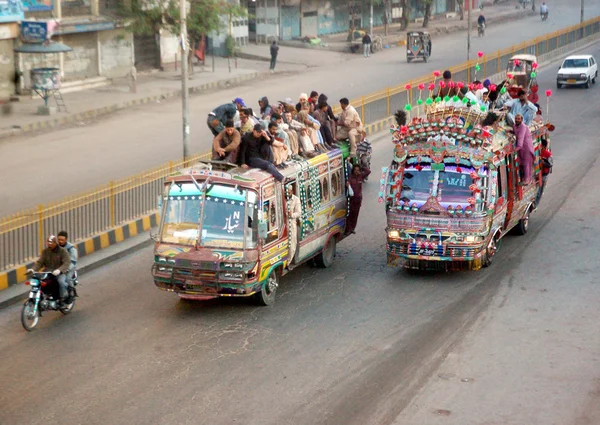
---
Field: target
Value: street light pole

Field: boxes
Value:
[467,0,472,61]
[581,0,584,24]
[180,0,190,162]
[370,0,374,36]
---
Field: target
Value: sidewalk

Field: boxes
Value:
[0,57,267,140]
[262,2,535,54]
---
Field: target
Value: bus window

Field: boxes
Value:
[331,169,342,198]
[263,199,279,245]
[320,175,330,203]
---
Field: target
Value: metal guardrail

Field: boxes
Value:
[2,16,600,272]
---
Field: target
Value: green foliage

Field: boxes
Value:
[225,34,236,56]
[121,0,246,45]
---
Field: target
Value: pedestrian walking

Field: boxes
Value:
[270,41,279,71]
[362,33,372,57]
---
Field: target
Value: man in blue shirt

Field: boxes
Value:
[208,98,246,136]
[503,89,537,126]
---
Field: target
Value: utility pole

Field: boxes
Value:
[467,0,472,61]
[180,0,190,162]
[581,0,584,23]
[370,0,374,36]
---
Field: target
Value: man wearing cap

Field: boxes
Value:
[208,98,246,137]
[238,124,285,182]
[28,235,71,304]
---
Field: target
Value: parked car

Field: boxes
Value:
[556,54,598,89]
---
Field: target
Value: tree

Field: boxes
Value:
[121,0,246,69]
[400,0,410,30]
[456,0,465,21]
[420,0,433,27]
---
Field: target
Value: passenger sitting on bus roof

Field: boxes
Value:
[298,110,327,153]
[236,108,257,135]
[313,102,336,148]
[271,112,293,155]
[436,70,458,98]
[336,98,364,158]
[238,124,285,182]
[503,89,537,126]
[513,114,535,184]
[208,98,245,137]
[212,120,241,164]
[267,121,290,167]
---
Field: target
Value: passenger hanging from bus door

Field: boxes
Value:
[286,183,302,269]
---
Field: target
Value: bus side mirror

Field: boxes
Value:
[258,220,268,240]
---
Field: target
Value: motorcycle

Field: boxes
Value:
[478,23,485,37]
[541,11,548,21]
[21,271,78,331]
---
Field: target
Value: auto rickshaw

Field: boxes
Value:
[506,54,539,103]
[406,31,431,63]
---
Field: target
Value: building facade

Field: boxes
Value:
[10,0,134,94]
[248,0,455,43]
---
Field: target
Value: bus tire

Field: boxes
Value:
[315,237,337,268]
[515,209,530,235]
[482,233,501,268]
[253,272,278,306]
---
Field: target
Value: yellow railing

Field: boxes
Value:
[1,16,600,272]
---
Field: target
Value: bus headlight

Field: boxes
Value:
[465,235,483,243]
[388,229,401,239]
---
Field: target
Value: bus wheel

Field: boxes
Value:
[315,237,337,268]
[253,272,278,306]
[515,209,530,235]
[483,234,500,268]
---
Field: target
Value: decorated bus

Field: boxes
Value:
[152,148,351,305]
[382,104,552,271]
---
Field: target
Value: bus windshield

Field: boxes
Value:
[400,164,486,209]
[160,182,258,248]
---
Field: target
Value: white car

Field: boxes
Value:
[556,54,598,89]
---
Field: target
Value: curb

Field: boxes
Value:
[0,212,159,292]
[0,72,260,140]
[0,235,154,310]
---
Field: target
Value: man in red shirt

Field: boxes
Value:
[537,138,553,204]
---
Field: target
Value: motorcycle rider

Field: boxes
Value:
[57,230,78,286]
[28,235,71,305]
[540,2,548,19]
[477,12,486,32]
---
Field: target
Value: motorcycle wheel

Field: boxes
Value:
[21,300,40,331]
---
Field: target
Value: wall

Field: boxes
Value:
[159,29,180,68]
[317,0,347,36]
[99,29,133,78]
[0,38,14,97]
[281,5,300,40]
[256,4,279,43]
[61,32,99,79]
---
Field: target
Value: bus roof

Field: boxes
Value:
[391,105,547,159]
[167,147,348,187]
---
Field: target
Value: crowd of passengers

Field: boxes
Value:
[207,92,365,182]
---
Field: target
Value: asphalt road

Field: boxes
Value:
[1,39,600,424]
[1,0,599,217]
